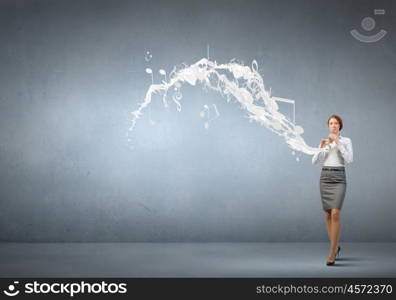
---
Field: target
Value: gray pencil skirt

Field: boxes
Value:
[320,166,347,211]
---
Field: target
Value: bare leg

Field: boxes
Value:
[328,208,341,261]
[323,209,332,242]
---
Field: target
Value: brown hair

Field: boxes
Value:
[327,114,343,131]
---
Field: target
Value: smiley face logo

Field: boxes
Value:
[3,281,20,297]
[350,9,387,43]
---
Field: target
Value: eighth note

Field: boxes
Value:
[145,68,153,84]
[145,51,153,62]
[159,69,167,83]
[199,103,220,129]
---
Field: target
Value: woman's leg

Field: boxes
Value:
[328,208,341,260]
[323,209,332,242]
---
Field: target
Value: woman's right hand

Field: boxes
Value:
[319,139,328,148]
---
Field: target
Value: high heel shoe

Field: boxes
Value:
[326,247,338,266]
[326,259,335,266]
[326,253,336,265]
[335,246,341,260]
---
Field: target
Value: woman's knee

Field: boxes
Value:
[323,210,331,221]
[331,209,340,222]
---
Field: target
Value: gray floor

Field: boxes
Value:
[0,242,395,277]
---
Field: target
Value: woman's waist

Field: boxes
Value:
[322,166,345,171]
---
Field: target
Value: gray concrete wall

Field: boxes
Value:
[0,0,395,241]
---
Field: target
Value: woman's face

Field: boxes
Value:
[328,118,340,134]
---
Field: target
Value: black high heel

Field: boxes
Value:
[326,246,340,266]
[326,259,335,266]
[335,246,341,260]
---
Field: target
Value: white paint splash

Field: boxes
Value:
[129,57,321,156]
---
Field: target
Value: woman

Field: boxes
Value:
[312,115,353,266]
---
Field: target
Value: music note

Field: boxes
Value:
[171,82,183,112]
[291,150,300,162]
[144,51,153,62]
[172,87,182,112]
[270,96,296,124]
[199,104,209,118]
[199,104,220,129]
[159,69,167,83]
[145,68,153,84]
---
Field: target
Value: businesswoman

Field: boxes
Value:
[312,115,353,266]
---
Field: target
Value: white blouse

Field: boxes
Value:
[312,135,353,166]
